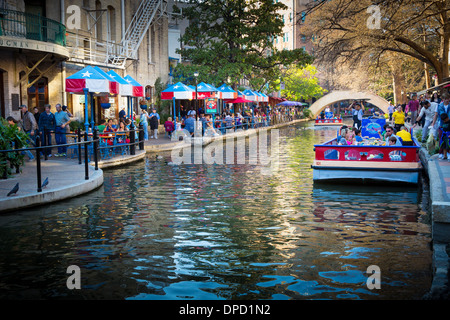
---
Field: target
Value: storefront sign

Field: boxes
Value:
[205,98,217,114]
[0,36,70,58]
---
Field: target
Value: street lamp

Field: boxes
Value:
[194,71,199,119]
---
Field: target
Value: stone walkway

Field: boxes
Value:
[422,153,450,299]
[0,159,103,213]
[434,157,450,202]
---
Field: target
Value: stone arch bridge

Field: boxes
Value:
[309,91,389,117]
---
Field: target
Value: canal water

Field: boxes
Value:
[0,122,432,300]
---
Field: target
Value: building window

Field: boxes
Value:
[301,12,306,23]
[27,76,48,112]
[107,5,116,43]
[95,0,102,41]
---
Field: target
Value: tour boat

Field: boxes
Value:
[314,118,343,126]
[314,111,343,126]
[311,119,422,184]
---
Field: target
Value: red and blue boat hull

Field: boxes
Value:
[312,138,422,184]
[314,119,343,126]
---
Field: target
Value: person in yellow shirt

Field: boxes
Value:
[392,106,405,132]
[396,126,414,146]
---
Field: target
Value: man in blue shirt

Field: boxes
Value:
[38,104,56,157]
[119,107,126,120]
[431,95,450,159]
[54,103,71,156]
[384,126,402,146]
[184,114,195,135]
[432,95,450,128]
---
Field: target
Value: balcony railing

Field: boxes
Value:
[0,9,66,46]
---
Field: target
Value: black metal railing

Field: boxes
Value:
[0,125,144,192]
[0,8,66,46]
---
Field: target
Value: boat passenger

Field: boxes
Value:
[338,128,356,145]
[377,123,389,140]
[320,110,325,119]
[354,129,363,144]
[336,125,349,142]
[392,106,406,132]
[396,126,414,146]
[388,136,398,146]
[384,126,402,146]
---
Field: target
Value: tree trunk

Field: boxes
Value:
[437,1,449,83]
[392,63,406,105]
[424,63,430,89]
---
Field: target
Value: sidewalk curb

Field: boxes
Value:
[420,147,450,299]
[0,167,103,213]
[91,150,146,169]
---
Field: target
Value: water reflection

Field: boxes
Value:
[0,122,432,300]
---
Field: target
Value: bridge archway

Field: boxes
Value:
[309,91,389,117]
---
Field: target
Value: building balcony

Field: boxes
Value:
[0,8,69,58]
[0,8,65,45]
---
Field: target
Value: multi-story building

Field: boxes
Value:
[294,0,314,55]
[272,0,295,52]
[0,0,169,123]
[271,0,315,55]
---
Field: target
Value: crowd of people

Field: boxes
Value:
[153,104,306,139]
[7,104,141,159]
[393,91,449,160]
[10,101,305,159]
[7,91,449,163]
[339,90,450,160]
[7,103,72,160]
[337,123,413,147]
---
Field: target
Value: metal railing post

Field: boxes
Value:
[84,132,89,180]
[43,128,48,161]
[93,128,99,170]
[77,128,82,165]
[36,136,42,192]
[14,139,20,174]
[139,123,144,150]
[130,122,136,155]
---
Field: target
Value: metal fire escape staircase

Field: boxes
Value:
[66,0,166,69]
[112,0,163,67]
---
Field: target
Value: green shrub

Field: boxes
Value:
[0,118,30,178]
[69,120,84,132]
[302,108,314,120]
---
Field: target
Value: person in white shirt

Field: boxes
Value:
[187,108,196,117]
[414,100,437,142]
[388,102,395,121]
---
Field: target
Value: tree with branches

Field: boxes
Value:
[300,0,449,85]
[174,0,313,90]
